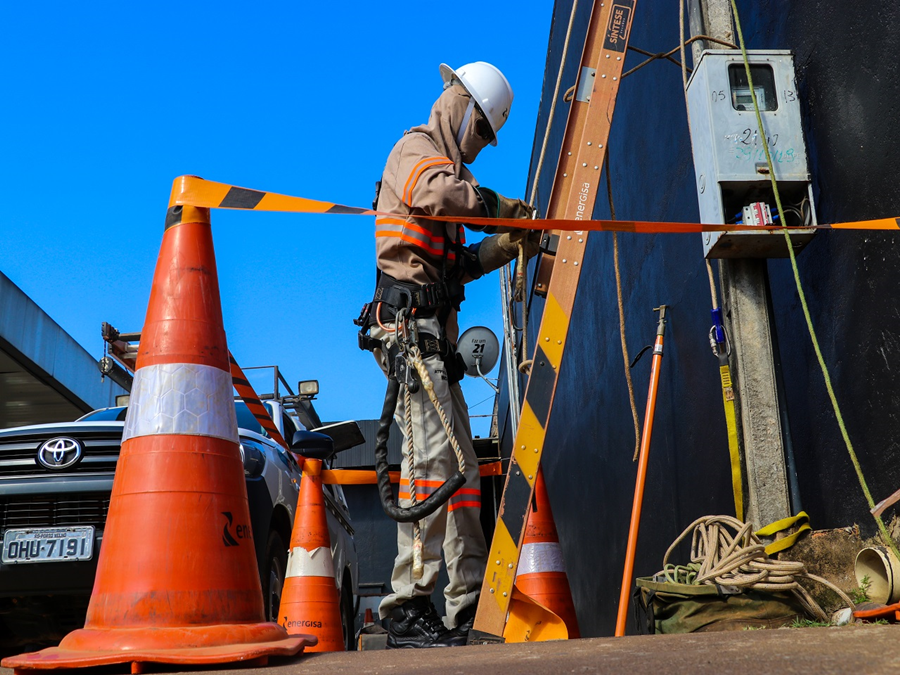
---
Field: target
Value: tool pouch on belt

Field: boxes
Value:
[633,577,811,634]
[411,332,467,386]
[370,273,465,321]
[355,274,466,384]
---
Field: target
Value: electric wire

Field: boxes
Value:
[678,0,720,312]
[728,0,900,561]
[622,35,738,80]
[679,0,744,519]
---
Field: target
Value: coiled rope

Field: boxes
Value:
[659,515,854,623]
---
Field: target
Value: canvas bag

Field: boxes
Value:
[634,576,811,634]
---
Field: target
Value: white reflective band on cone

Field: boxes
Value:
[286,546,335,579]
[517,542,567,576]
[122,363,239,444]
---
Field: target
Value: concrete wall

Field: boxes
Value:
[515,0,900,637]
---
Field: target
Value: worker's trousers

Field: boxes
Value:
[371,315,487,629]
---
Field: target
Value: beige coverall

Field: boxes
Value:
[373,84,492,628]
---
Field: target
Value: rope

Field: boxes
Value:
[528,0,580,210]
[605,150,641,461]
[383,309,468,567]
[727,0,900,561]
[515,245,532,375]
[508,0,581,378]
[659,515,854,623]
[403,385,424,579]
[407,343,467,477]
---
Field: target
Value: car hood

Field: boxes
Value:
[0,421,126,439]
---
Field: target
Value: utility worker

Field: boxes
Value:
[357,61,540,648]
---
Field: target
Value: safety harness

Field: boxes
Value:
[355,183,481,578]
[356,273,467,382]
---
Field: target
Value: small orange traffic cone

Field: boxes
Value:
[503,468,580,642]
[2,196,311,672]
[278,457,345,652]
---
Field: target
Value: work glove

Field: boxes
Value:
[477,187,536,221]
[476,229,542,275]
[497,195,535,220]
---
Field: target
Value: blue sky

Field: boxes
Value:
[0,2,553,436]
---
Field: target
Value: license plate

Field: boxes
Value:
[2,526,95,564]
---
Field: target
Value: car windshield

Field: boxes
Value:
[79,407,128,421]
[80,402,270,438]
[234,402,266,436]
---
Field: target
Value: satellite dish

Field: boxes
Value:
[457,326,500,377]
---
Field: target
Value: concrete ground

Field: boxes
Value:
[2,625,897,675]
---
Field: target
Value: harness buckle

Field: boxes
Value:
[354,302,371,327]
[393,353,419,393]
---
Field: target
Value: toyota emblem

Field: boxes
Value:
[37,437,83,470]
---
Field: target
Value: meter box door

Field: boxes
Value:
[686,50,816,258]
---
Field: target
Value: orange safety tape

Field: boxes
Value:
[228,353,289,452]
[320,461,503,485]
[169,175,900,233]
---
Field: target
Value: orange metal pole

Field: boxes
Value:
[615,306,668,637]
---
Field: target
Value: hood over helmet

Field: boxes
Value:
[407,83,492,168]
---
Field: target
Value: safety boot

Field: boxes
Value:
[386,597,466,648]
[445,602,477,644]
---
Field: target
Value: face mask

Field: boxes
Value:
[459,105,493,164]
[474,109,496,143]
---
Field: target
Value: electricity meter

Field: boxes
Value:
[686,50,816,258]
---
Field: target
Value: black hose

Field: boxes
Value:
[374,377,467,523]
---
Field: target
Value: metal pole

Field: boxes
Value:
[615,306,667,637]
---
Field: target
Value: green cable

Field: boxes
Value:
[728,0,900,561]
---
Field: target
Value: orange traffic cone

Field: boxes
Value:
[278,457,345,651]
[503,468,580,642]
[2,199,312,672]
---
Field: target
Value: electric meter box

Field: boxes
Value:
[686,50,816,258]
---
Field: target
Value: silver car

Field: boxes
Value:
[0,399,359,652]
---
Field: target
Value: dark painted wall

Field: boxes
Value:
[749,0,900,540]
[515,0,900,638]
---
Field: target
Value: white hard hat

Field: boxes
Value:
[440,61,513,146]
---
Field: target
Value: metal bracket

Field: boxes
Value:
[576,67,597,102]
[541,232,560,255]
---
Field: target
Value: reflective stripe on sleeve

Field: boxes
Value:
[402,156,454,206]
[122,363,239,444]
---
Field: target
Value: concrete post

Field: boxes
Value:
[687,0,792,529]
